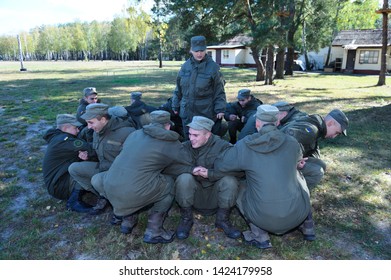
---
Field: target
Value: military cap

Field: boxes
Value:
[150,110,174,125]
[191,36,207,52]
[130,91,142,101]
[83,87,97,97]
[272,101,293,111]
[108,106,128,118]
[187,116,214,131]
[255,104,279,122]
[56,114,82,127]
[81,103,109,120]
[328,109,349,136]
[237,89,251,100]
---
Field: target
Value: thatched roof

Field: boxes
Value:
[332,29,391,47]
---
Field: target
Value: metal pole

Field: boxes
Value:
[17,35,27,71]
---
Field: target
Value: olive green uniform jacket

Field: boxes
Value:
[42,128,91,200]
[183,135,243,187]
[215,125,311,234]
[172,54,226,125]
[101,124,194,217]
[92,117,136,172]
[280,114,326,158]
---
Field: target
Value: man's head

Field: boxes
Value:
[83,87,98,104]
[272,101,293,121]
[187,116,214,148]
[324,109,349,138]
[190,35,207,61]
[237,89,252,108]
[108,106,128,118]
[81,103,110,132]
[150,110,174,130]
[255,104,279,131]
[56,114,82,136]
[130,92,142,104]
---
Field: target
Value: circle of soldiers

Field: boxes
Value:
[42,36,349,249]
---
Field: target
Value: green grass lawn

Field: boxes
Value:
[0,60,390,260]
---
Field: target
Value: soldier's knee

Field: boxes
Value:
[218,176,239,192]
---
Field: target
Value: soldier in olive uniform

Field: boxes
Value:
[172,35,227,139]
[91,111,193,244]
[238,100,307,140]
[280,109,349,189]
[42,114,93,213]
[68,103,135,215]
[215,105,313,249]
[175,116,242,240]
[76,87,99,143]
[224,89,263,144]
[124,91,157,129]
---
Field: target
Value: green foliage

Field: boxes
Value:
[337,0,379,31]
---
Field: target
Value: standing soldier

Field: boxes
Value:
[172,35,227,139]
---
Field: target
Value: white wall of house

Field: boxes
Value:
[221,49,237,65]
[330,46,391,72]
[354,48,381,71]
[207,47,256,66]
[330,46,344,63]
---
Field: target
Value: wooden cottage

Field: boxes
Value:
[331,29,391,74]
[206,35,256,67]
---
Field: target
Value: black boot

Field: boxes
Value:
[66,189,93,213]
[298,210,316,241]
[176,207,193,240]
[215,208,241,239]
[243,223,272,249]
[90,196,109,215]
[120,213,139,234]
[110,214,122,225]
[143,212,175,244]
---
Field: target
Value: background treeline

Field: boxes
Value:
[0,0,386,80]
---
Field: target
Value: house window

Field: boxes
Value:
[223,50,229,59]
[359,50,379,64]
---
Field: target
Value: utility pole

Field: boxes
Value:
[376,1,390,86]
[17,35,27,71]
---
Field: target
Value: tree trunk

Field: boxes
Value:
[265,46,274,85]
[250,46,265,81]
[275,48,285,79]
[377,1,388,86]
[285,46,295,75]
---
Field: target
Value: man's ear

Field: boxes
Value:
[325,118,334,128]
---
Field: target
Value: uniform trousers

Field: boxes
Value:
[92,171,175,217]
[175,173,239,210]
[68,161,100,196]
[301,157,326,189]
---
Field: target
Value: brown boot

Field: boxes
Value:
[120,213,139,234]
[90,196,109,215]
[298,210,316,241]
[215,208,241,239]
[176,207,193,240]
[143,212,175,244]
